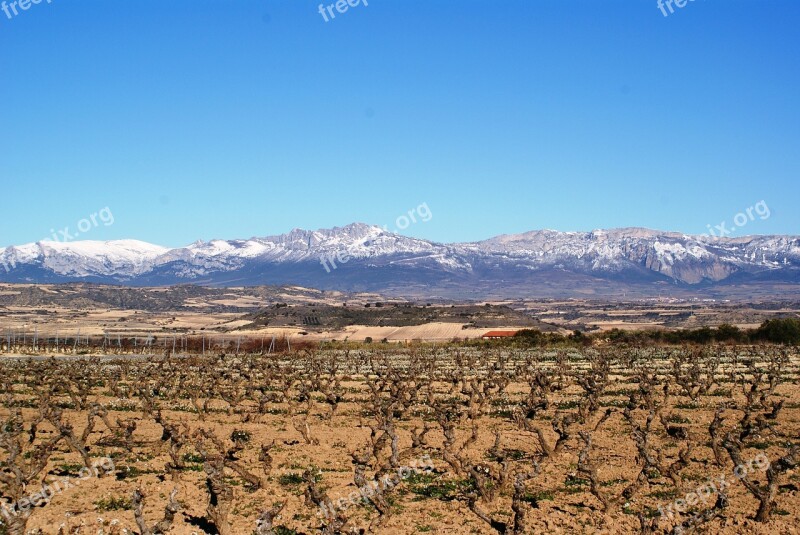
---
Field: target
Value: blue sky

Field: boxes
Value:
[1,0,798,247]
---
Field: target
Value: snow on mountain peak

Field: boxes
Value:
[0,226,797,290]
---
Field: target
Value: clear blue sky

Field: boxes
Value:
[1,0,798,247]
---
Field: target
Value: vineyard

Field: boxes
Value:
[0,345,798,534]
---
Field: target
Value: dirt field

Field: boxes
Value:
[2,284,798,345]
[1,346,798,534]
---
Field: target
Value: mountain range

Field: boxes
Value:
[1,224,799,299]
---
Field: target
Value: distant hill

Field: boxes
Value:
[2,224,798,299]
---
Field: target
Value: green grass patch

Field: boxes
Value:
[95,496,133,512]
[183,452,205,463]
[649,489,678,500]
[407,473,475,500]
[523,490,555,503]
[278,472,305,487]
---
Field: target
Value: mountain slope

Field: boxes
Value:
[1,224,798,298]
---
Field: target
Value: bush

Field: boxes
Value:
[715,323,744,342]
[753,318,800,345]
[231,429,252,443]
[515,329,544,345]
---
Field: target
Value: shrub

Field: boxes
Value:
[753,318,800,345]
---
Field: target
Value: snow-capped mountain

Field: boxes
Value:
[1,224,798,298]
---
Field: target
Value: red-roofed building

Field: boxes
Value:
[481,330,519,339]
